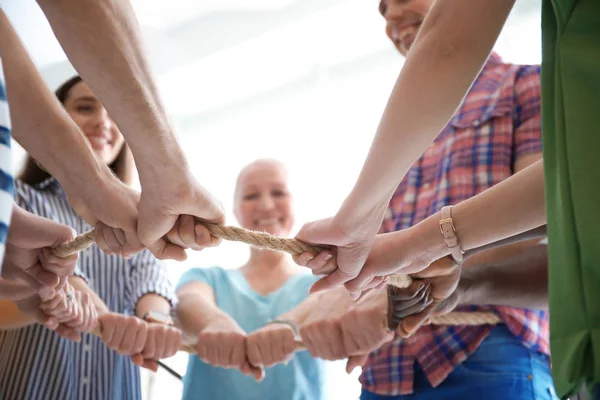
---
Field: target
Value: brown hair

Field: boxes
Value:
[18,76,135,186]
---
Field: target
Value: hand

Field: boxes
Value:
[98,313,149,356]
[131,322,182,372]
[195,314,262,380]
[299,288,393,361]
[137,170,225,261]
[246,322,297,368]
[393,256,461,337]
[1,205,78,297]
[65,174,143,259]
[343,228,442,295]
[294,215,380,298]
[15,294,81,341]
[40,281,97,334]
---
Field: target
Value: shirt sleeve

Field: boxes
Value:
[512,65,543,159]
[126,250,176,315]
[14,180,88,280]
[176,267,219,291]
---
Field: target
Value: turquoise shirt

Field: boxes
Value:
[177,267,327,400]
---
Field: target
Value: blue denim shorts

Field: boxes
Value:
[361,326,559,400]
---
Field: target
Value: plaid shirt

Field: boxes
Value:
[359,53,549,395]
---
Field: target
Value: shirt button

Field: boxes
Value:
[82,377,89,385]
[84,344,91,352]
[473,119,481,126]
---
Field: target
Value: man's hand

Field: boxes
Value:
[1,205,78,298]
[131,321,182,372]
[392,256,461,337]
[137,171,225,261]
[299,288,394,361]
[194,314,263,380]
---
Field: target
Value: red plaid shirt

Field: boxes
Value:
[359,53,548,395]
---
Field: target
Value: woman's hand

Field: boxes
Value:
[246,322,297,368]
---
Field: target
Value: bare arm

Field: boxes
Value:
[35,0,185,182]
[0,10,110,195]
[339,0,516,221]
[175,282,228,337]
[459,244,548,310]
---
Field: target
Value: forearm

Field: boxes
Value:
[458,244,548,309]
[403,159,547,265]
[0,301,36,329]
[341,0,515,219]
[0,10,109,191]
[135,293,171,318]
[36,0,187,181]
[175,289,228,337]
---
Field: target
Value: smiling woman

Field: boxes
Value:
[20,76,135,186]
[174,159,330,400]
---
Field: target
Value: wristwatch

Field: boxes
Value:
[439,205,464,262]
[142,310,174,326]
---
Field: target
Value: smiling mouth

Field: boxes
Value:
[255,218,281,227]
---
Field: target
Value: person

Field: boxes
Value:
[0,76,181,400]
[175,159,331,400]
[295,0,598,396]
[1,0,227,271]
[301,0,554,398]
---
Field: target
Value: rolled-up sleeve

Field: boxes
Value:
[126,250,176,314]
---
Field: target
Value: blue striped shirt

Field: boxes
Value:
[0,178,176,400]
[0,58,14,267]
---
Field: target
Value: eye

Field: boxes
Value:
[271,190,288,197]
[76,105,95,113]
[243,193,259,201]
[379,0,387,16]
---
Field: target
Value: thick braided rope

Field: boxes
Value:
[54,225,501,327]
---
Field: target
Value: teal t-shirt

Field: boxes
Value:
[176,267,327,400]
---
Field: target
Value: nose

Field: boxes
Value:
[257,194,276,211]
[91,109,114,131]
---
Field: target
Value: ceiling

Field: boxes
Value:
[1,0,541,119]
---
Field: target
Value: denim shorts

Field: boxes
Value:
[361,326,559,400]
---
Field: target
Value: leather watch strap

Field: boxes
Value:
[439,205,464,262]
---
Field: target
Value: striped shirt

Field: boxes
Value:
[0,178,176,400]
[0,58,14,267]
[360,53,549,395]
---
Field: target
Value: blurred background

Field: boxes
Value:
[2,0,542,398]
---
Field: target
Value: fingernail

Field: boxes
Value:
[323,254,332,261]
[303,256,314,265]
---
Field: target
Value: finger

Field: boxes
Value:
[131,322,148,355]
[398,304,437,338]
[165,328,182,359]
[166,218,186,248]
[95,223,119,256]
[241,361,264,382]
[147,238,188,262]
[151,325,167,360]
[305,251,335,273]
[344,266,379,295]
[310,269,355,294]
[346,354,370,374]
[246,340,265,368]
[195,223,220,248]
[41,248,78,276]
[229,338,245,368]
[109,319,128,353]
[55,324,81,342]
[179,216,201,249]
[142,327,156,359]
[141,359,159,373]
[20,262,60,289]
[100,315,117,344]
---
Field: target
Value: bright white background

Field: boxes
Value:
[2,0,542,398]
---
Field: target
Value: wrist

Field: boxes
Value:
[412,212,451,264]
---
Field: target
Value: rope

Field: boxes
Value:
[57,224,501,334]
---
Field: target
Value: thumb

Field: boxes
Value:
[137,208,187,261]
[295,218,337,246]
[346,354,369,374]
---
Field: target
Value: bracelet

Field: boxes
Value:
[266,319,299,336]
[439,205,464,262]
